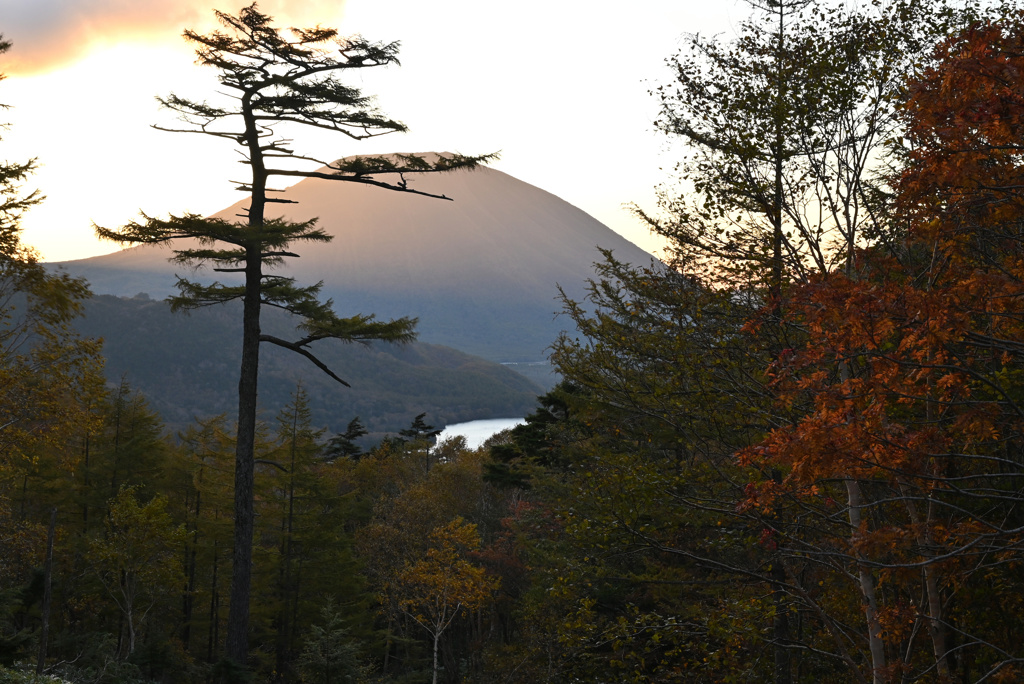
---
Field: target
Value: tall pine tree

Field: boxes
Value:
[96,5,493,671]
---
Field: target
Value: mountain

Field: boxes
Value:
[77,294,543,436]
[52,155,657,365]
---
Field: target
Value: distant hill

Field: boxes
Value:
[77,294,543,436]
[52,155,657,366]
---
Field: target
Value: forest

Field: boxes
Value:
[4,0,1024,682]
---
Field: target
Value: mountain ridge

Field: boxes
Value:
[53,155,657,363]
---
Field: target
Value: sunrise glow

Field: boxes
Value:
[2,1,739,262]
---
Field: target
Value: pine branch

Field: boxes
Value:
[258,334,351,387]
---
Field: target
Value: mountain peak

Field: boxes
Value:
[53,157,656,361]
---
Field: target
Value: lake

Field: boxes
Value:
[438,417,526,449]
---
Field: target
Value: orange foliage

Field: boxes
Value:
[738,14,1024,676]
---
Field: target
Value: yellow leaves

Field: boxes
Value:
[392,517,499,635]
[86,486,188,653]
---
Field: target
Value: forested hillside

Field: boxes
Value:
[76,294,541,434]
[4,2,1024,684]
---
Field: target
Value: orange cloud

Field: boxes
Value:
[2,0,349,76]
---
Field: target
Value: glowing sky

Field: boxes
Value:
[0,0,742,262]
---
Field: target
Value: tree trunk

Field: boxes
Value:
[383,615,392,675]
[433,630,440,684]
[224,94,268,671]
[36,508,56,674]
[209,539,220,662]
[82,434,90,528]
[845,479,886,683]
[182,488,200,650]
[224,244,262,668]
[772,558,792,684]
[901,486,949,678]
[127,604,137,656]
[770,0,786,311]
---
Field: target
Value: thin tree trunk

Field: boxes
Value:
[922,551,947,678]
[183,488,200,650]
[383,615,392,674]
[82,434,90,528]
[433,630,440,684]
[110,381,125,499]
[846,478,886,683]
[36,507,56,675]
[209,539,220,662]
[769,8,791,680]
[276,407,298,672]
[772,558,792,684]
[770,0,785,311]
[127,604,137,656]
[901,486,949,678]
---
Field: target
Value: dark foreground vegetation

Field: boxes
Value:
[6,0,1024,682]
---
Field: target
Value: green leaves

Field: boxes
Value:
[97,214,326,256]
[88,486,187,655]
[296,313,417,346]
[96,208,418,386]
[167,6,406,141]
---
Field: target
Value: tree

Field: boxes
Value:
[169,415,239,662]
[393,518,497,684]
[0,41,107,674]
[297,600,368,684]
[0,37,102,469]
[737,11,1024,682]
[398,413,442,443]
[352,436,504,680]
[88,486,187,658]
[0,36,41,254]
[95,4,492,670]
[324,417,367,461]
[641,0,948,295]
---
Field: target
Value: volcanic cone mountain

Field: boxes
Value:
[55,155,656,364]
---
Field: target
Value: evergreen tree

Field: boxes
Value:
[169,416,237,663]
[95,5,493,670]
[297,601,367,684]
[398,413,441,443]
[263,386,325,678]
[324,418,367,461]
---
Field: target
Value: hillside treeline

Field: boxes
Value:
[75,294,542,435]
[6,1,1024,683]
[0,380,518,684]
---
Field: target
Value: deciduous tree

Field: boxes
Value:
[739,11,1024,682]
[393,518,496,684]
[0,36,102,470]
[88,487,187,657]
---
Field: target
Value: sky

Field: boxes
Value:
[0,0,744,262]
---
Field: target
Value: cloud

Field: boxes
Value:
[1,0,349,76]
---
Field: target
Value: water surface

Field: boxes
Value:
[438,418,526,449]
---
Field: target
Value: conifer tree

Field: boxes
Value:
[171,416,238,661]
[324,417,367,461]
[96,4,492,671]
[398,413,442,443]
